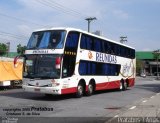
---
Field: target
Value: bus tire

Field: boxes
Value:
[124,80,128,90]
[76,83,84,98]
[45,94,53,98]
[120,79,127,91]
[86,82,95,96]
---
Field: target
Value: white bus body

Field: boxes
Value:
[22,27,136,97]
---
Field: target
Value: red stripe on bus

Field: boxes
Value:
[95,80,120,91]
[61,87,77,94]
[61,78,135,94]
[128,78,135,87]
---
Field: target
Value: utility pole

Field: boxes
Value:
[120,36,127,44]
[85,17,97,32]
[153,49,160,80]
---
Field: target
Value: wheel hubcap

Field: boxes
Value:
[78,85,83,95]
[120,83,123,90]
[88,84,93,93]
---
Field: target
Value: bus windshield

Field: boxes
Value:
[23,54,61,79]
[27,30,66,49]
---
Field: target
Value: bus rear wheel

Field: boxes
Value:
[120,79,127,91]
[76,83,84,98]
[86,83,94,96]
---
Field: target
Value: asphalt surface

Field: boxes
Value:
[0,76,160,123]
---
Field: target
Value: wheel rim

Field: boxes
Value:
[78,85,83,96]
[120,83,123,90]
[88,84,93,94]
[124,82,127,89]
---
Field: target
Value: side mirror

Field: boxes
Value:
[13,55,24,68]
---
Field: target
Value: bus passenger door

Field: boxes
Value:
[62,31,79,78]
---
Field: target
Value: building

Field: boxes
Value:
[1,52,18,58]
[136,51,160,76]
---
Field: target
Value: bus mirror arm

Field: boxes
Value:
[14,55,25,67]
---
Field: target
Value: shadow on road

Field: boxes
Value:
[0,88,132,101]
[135,83,160,93]
[0,90,75,101]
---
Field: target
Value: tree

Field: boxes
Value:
[153,50,160,79]
[136,59,143,75]
[17,44,27,55]
[0,43,7,56]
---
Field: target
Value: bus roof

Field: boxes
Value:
[34,27,135,50]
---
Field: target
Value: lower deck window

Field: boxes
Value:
[79,60,121,76]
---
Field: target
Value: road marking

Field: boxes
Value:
[142,100,147,103]
[156,93,160,95]
[150,96,154,98]
[129,106,136,110]
[114,115,119,117]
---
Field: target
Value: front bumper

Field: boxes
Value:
[22,85,61,95]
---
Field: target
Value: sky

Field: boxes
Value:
[0,0,160,52]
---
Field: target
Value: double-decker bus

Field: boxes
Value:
[21,27,136,97]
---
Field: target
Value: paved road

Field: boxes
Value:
[0,77,160,123]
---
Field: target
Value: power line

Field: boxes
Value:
[35,0,86,18]
[0,12,44,27]
[0,31,28,40]
[0,31,27,38]
[45,0,87,17]
[36,0,80,17]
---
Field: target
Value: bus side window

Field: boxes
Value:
[65,32,79,49]
[131,49,135,59]
[110,43,115,54]
[94,38,101,52]
[86,36,93,50]
[107,42,111,54]
[116,45,121,56]
[104,42,109,54]
[80,35,86,49]
[120,46,124,57]
[79,61,87,75]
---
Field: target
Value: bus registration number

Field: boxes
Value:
[35,88,40,92]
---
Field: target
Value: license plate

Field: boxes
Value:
[35,88,40,92]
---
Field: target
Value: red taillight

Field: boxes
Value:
[55,57,61,69]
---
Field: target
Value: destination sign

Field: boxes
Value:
[32,50,49,54]
[96,52,117,63]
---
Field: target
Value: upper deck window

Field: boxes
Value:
[27,30,66,49]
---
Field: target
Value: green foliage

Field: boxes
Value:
[153,52,160,60]
[17,44,27,55]
[136,59,143,75]
[0,43,7,56]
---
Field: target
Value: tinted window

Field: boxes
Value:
[24,54,61,79]
[86,36,93,50]
[80,35,86,49]
[65,32,79,48]
[27,30,66,49]
[94,39,102,52]
[79,60,121,76]
[62,31,80,78]
[80,34,93,50]
[79,61,87,75]
[80,33,135,59]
